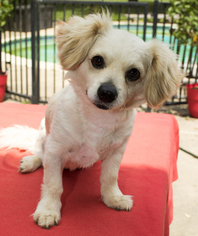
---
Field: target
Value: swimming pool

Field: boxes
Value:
[2,24,195,64]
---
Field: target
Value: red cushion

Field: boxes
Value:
[0,103,179,236]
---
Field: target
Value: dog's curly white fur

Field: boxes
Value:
[0,12,183,229]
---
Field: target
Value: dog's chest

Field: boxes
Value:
[64,124,125,170]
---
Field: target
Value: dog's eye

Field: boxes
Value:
[91,56,105,69]
[126,68,140,82]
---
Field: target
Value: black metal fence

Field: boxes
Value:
[1,0,197,104]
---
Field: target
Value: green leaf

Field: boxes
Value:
[168,0,198,45]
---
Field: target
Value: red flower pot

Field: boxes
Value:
[0,72,7,102]
[186,83,198,118]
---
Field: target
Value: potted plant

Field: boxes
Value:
[0,0,13,102]
[0,71,7,102]
[186,83,198,118]
[168,0,198,118]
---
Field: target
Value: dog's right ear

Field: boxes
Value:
[57,12,112,70]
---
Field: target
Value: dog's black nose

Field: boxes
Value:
[97,82,118,103]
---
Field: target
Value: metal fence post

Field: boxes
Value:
[153,0,159,38]
[143,3,148,41]
[31,0,40,104]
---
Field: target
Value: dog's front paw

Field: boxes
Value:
[33,199,61,229]
[103,194,133,211]
[33,208,61,229]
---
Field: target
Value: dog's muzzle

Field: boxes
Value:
[94,82,118,110]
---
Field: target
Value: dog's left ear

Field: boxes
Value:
[144,39,184,108]
[57,12,112,70]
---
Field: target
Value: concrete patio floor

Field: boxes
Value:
[139,104,198,236]
[170,115,198,236]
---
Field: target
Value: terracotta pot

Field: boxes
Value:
[0,72,7,102]
[186,83,198,118]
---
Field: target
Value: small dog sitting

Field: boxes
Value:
[0,12,183,229]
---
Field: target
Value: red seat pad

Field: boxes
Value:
[0,103,179,236]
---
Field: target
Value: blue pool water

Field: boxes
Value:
[2,24,195,64]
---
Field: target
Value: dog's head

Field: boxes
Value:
[57,12,183,111]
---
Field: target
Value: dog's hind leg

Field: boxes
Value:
[19,155,42,173]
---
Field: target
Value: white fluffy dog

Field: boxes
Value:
[0,12,183,229]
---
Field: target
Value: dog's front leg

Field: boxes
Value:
[100,145,133,211]
[33,149,64,229]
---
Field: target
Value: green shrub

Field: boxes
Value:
[168,0,198,46]
[0,0,14,31]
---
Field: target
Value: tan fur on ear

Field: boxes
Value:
[57,11,112,70]
[144,39,184,108]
